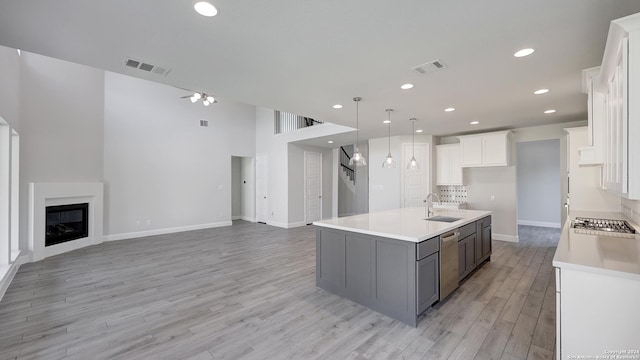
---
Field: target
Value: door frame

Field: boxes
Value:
[255,153,268,224]
[304,151,323,224]
[401,142,429,208]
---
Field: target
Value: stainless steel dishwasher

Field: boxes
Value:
[439,230,460,300]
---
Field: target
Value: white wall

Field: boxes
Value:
[516,140,561,227]
[368,134,434,212]
[103,72,256,237]
[0,45,20,131]
[369,136,401,212]
[287,144,333,224]
[19,52,105,249]
[255,106,342,227]
[255,107,289,226]
[440,120,586,241]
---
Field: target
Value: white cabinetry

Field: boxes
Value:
[436,144,463,185]
[578,67,605,166]
[593,12,640,199]
[565,127,620,213]
[458,130,511,167]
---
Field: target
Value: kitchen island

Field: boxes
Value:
[313,207,492,327]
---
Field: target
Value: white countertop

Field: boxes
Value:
[552,210,640,281]
[313,207,492,242]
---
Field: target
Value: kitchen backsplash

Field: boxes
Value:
[438,185,468,203]
[621,198,640,225]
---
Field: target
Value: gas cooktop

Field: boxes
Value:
[571,217,636,234]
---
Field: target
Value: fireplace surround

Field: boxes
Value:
[29,182,103,261]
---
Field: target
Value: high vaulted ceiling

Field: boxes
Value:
[1,0,640,141]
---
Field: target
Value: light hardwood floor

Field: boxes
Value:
[0,223,559,360]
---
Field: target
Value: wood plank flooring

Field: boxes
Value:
[0,223,559,360]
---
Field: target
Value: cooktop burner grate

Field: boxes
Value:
[572,217,636,234]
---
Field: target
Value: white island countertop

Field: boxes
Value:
[552,210,640,281]
[313,207,492,243]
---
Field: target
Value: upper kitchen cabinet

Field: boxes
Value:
[578,67,605,166]
[436,144,463,185]
[458,130,512,167]
[595,12,640,199]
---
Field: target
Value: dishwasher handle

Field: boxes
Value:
[441,231,460,243]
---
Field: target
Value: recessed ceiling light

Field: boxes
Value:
[544,109,556,114]
[332,104,343,109]
[383,120,391,124]
[415,129,423,133]
[514,48,535,57]
[328,140,334,144]
[470,121,479,125]
[401,83,414,90]
[444,107,455,112]
[534,89,549,95]
[194,1,218,17]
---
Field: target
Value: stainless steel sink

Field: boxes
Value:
[424,216,463,223]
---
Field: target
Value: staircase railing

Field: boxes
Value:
[340,146,355,183]
[274,110,324,134]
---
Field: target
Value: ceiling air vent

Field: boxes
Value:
[411,59,447,75]
[200,120,209,127]
[123,57,171,76]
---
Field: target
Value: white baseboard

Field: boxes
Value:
[0,253,28,302]
[237,216,256,223]
[232,215,242,220]
[288,221,307,228]
[104,221,233,242]
[517,220,561,228]
[493,233,519,242]
[266,221,308,229]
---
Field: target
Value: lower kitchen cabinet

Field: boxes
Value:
[458,234,476,281]
[417,252,439,314]
[459,216,492,282]
[475,215,492,263]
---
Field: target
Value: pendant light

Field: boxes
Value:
[382,109,395,168]
[349,97,367,167]
[407,118,420,170]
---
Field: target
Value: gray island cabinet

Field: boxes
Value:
[314,208,492,327]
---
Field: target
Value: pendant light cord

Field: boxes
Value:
[411,118,416,157]
[356,100,359,147]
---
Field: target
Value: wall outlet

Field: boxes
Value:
[218,185,223,190]
[136,220,141,226]
[490,195,495,201]
[146,219,151,225]
[272,211,275,215]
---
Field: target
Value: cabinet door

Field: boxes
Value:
[458,240,467,279]
[482,225,492,258]
[466,234,477,273]
[482,133,508,166]
[417,252,439,314]
[436,145,450,185]
[450,144,463,184]
[475,221,484,263]
[460,137,482,167]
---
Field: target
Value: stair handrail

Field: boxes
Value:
[340,146,356,183]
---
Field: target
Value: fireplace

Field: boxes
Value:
[45,203,89,246]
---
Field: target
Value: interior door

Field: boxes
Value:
[402,143,428,207]
[255,154,268,223]
[304,152,322,224]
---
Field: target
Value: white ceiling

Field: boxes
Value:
[1,0,640,141]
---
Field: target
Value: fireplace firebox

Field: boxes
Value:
[45,203,89,246]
